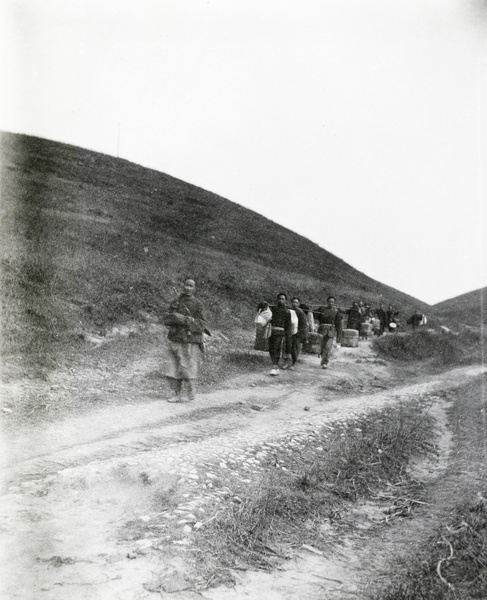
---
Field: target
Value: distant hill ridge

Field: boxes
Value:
[434,287,486,326]
[1,131,431,370]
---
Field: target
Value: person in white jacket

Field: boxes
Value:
[254,301,272,351]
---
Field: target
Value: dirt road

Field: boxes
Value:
[1,341,485,600]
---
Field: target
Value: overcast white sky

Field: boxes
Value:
[1,0,486,304]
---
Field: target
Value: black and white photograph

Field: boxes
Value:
[1,1,486,598]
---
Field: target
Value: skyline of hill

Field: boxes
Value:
[433,287,486,327]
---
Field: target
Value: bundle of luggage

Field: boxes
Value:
[304,332,323,355]
[254,305,272,351]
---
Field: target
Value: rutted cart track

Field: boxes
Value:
[1,341,485,599]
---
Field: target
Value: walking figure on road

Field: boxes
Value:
[268,293,292,376]
[163,278,206,402]
[314,296,343,369]
[254,301,272,351]
[290,297,308,370]
[375,303,387,336]
[407,308,427,330]
[386,304,399,333]
[346,301,361,331]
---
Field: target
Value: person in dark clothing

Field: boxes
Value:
[290,297,308,369]
[268,293,292,375]
[346,301,361,331]
[407,309,425,330]
[314,296,343,369]
[299,303,317,354]
[386,305,399,332]
[163,278,206,402]
[375,304,387,336]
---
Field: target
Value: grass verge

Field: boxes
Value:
[376,492,487,600]
[373,374,487,600]
[372,329,485,367]
[189,399,438,586]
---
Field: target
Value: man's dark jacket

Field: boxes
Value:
[163,294,206,344]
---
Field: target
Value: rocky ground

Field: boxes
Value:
[1,339,485,600]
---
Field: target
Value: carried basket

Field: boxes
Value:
[341,328,359,348]
[359,322,372,339]
[304,332,323,355]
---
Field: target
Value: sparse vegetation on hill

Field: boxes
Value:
[434,287,487,328]
[1,131,430,382]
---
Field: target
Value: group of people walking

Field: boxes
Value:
[254,295,415,375]
[344,301,404,337]
[160,278,426,403]
[255,293,345,374]
[372,304,400,335]
[255,294,316,375]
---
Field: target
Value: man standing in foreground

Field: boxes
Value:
[163,278,206,402]
[268,293,292,376]
[314,296,343,369]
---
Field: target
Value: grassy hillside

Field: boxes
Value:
[1,132,429,380]
[433,287,486,327]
